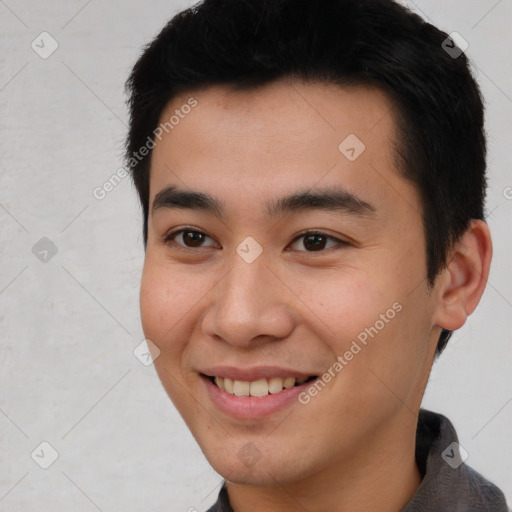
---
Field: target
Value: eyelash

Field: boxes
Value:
[161,227,349,253]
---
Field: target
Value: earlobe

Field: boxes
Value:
[432,220,492,331]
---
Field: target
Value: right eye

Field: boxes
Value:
[162,228,219,249]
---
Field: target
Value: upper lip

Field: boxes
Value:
[200,366,316,382]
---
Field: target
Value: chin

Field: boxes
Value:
[203,444,316,487]
[215,462,294,487]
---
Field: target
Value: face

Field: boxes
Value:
[140,79,442,486]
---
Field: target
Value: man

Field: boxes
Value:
[124,0,509,510]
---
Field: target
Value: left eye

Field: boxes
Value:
[288,232,346,252]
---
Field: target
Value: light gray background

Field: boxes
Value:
[0,1,510,510]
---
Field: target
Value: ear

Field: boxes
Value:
[432,220,493,331]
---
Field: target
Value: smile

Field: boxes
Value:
[200,372,320,419]
[208,375,317,397]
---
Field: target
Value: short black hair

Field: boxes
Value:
[125,0,487,355]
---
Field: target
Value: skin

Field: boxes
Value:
[139,78,492,511]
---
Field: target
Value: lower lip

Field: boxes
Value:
[201,375,315,420]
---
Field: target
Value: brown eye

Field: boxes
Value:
[288,231,348,252]
[303,234,328,251]
[181,231,206,247]
[163,229,217,249]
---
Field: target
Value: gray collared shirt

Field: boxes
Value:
[205,409,509,511]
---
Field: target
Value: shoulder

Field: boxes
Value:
[403,409,509,511]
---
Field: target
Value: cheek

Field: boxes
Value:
[292,267,390,346]
[303,268,427,387]
[139,259,202,414]
[140,264,164,341]
[139,255,223,361]
[139,259,191,350]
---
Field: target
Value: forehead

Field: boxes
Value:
[154,79,396,157]
[148,79,416,221]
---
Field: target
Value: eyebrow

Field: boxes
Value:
[151,184,376,219]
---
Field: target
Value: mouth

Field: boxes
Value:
[202,374,318,397]
[199,366,321,419]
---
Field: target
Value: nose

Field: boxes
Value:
[200,248,296,348]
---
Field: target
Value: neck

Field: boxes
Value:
[226,410,422,512]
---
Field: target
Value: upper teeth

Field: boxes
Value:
[213,376,309,396]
